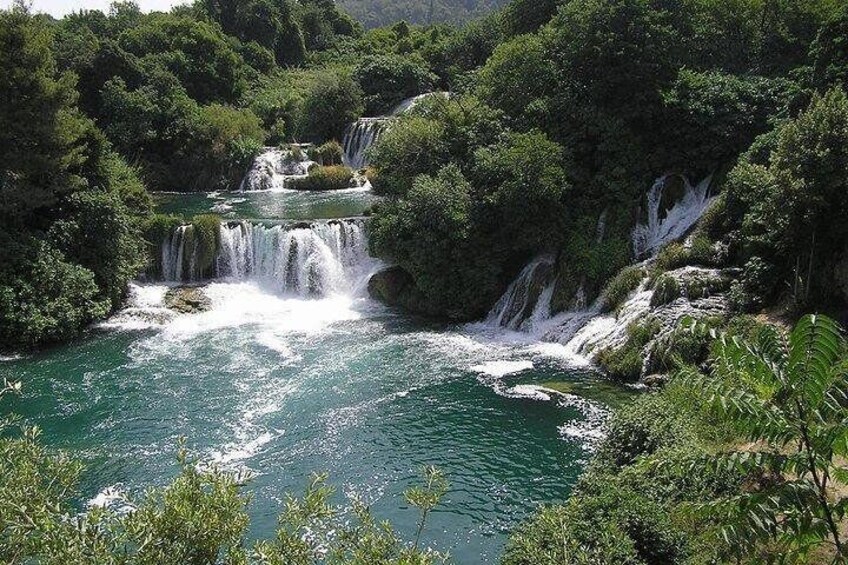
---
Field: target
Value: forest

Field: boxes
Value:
[3,0,848,562]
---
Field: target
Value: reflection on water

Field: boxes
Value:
[155,189,380,221]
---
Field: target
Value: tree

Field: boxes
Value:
[679,315,848,561]
[300,69,364,143]
[0,5,89,223]
[353,53,435,115]
[725,88,848,308]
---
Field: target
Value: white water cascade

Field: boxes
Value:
[341,92,450,170]
[485,174,719,364]
[240,147,316,192]
[342,118,389,170]
[486,256,556,331]
[161,220,375,296]
[631,175,715,258]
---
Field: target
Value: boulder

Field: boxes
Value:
[368,266,435,315]
[164,286,212,314]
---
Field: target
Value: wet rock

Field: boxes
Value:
[368,267,435,316]
[164,286,212,314]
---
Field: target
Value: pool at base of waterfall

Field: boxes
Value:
[0,279,632,562]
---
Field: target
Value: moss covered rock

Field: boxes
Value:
[165,286,212,314]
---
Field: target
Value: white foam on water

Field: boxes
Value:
[87,484,135,514]
[209,431,274,466]
[471,360,534,378]
[158,282,364,340]
[255,330,300,361]
[499,384,553,402]
[99,283,176,331]
[556,394,611,452]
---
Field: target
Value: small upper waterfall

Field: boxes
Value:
[631,175,714,258]
[341,92,450,170]
[342,118,389,170]
[161,219,375,297]
[240,147,315,192]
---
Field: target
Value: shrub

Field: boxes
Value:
[596,318,661,382]
[651,275,681,308]
[289,165,354,191]
[0,238,109,350]
[646,316,722,375]
[654,242,691,272]
[601,266,645,313]
[353,54,435,116]
[308,140,343,166]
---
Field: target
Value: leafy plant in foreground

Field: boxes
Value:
[679,314,848,562]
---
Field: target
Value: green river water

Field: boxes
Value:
[1,190,633,563]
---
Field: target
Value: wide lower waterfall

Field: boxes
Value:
[342,118,389,170]
[161,219,375,296]
[631,175,714,258]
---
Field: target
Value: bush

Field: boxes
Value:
[300,69,364,143]
[369,115,448,196]
[0,238,109,350]
[654,242,691,272]
[288,165,354,191]
[598,391,695,469]
[308,140,343,166]
[601,266,645,313]
[596,318,661,382]
[353,54,435,116]
[650,275,681,308]
[646,317,722,375]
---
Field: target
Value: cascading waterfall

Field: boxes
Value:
[631,175,714,258]
[162,225,189,282]
[342,118,389,170]
[486,174,718,363]
[240,147,315,192]
[341,92,450,170]
[486,256,556,331]
[161,220,374,297]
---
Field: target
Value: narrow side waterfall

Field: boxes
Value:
[632,175,714,258]
[240,147,315,192]
[342,118,388,170]
[161,220,375,296]
[486,257,556,331]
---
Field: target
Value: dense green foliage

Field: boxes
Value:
[365,0,848,321]
[289,165,355,191]
[338,0,509,28]
[0,6,150,350]
[508,315,848,564]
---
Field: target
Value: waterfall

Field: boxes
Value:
[162,225,188,282]
[560,280,653,359]
[342,118,389,170]
[486,256,556,331]
[632,175,714,258]
[161,220,375,297]
[240,147,315,192]
[341,92,450,170]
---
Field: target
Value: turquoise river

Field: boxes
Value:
[1,189,632,563]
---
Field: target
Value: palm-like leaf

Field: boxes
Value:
[680,314,848,560]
